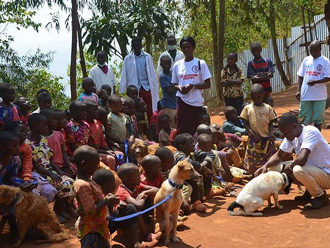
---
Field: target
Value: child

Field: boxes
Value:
[101,84,112,96]
[240,83,277,173]
[127,85,138,100]
[116,163,160,244]
[140,155,165,188]
[155,147,174,175]
[222,106,248,135]
[78,77,99,104]
[220,52,245,114]
[97,106,108,129]
[159,55,177,128]
[247,42,274,101]
[0,83,20,128]
[13,96,32,128]
[54,110,68,131]
[64,100,90,157]
[85,100,117,170]
[122,97,137,143]
[32,91,52,113]
[134,97,149,139]
[73,145,114,248]
[198,112,211,126]
[158,114,172,146]
[97,89,109,108]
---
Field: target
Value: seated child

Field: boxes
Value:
[32,90,52,113]
[13,96,32,128]
[158,115,172,146]
[154,147,174,177]
[127,85,138,100]
[92,169,158,248]
[78,77,99,104]
[73,145,113,248]
[240,83,277,173]
[122,97,137,143]
[0,83,20,129]
[116,163,160,244]
[101,84,112,96]
[64,100,90,157]
[211,124,242,150]
[54,110,68,131]
[97,89,109,108]
[140,155,165,188]
[222,106,248,135]
[134,97,149,139]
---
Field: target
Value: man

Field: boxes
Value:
[156,35,184,76]
[255,112,330,210]
[89,51,117,93]
[120,37,158,123]
[296,40,330,130]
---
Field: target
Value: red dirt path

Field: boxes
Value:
[3,86,330,248]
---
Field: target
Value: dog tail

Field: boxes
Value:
[227,201,246,216]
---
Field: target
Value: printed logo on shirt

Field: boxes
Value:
[317,64,322,71]
[192,65,199,73]
[180,74,199,80]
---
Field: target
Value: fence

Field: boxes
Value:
[203,14,329,106]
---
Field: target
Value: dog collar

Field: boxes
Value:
[168,179,183,189]
[10,192,20,214]
[281,173,287,186]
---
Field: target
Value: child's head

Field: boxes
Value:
[310,40,322,59]
[210,123,225,141]
[197,133,213,152]
[55,110,67,130]
[96,51,107,66]
[74,145,100,176]
[84,100,99,122]
[264,96,274,107]
[40,109,58,131]
[4,121,26,144]
[37,91,52,110]
[198,112,211,126]
[97,89,109,103]
[82,77,95,94]
[117,163,140,187]
[108,94,122,115]
[227,52,238,66]
[196,124,212,136]
[159,114,171,131]
[92,169,116,195]
[97,106,108,126]
[250,42,262,59]
[127,85,138,99]
[122,97,135,116]
[155,146,174,172]
[13,97,32,114]
[141,155,162,178]
[174,133,194,155]
[160,55,172,73]
[28,113,49,136]
[224,106,238,123]
[101,84,112,96]
[0,131,20,156]
[250,83,264,105]
[131,36,142,55]
[0,83,15,103]
[134,97,147,113]
[69,100,87,122]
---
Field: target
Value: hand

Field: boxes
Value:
[254,165,267,177]
[106,194,120,205]
[202,166,213,176]
[180,84,193,94]
[251,133,262,142]
[114,143,120,149]
[295,91,300,101]
[307,80,317,86]
[129,136,135,144]
[49,173,62,184]
[106,150,116,157]
[137,192,147,200]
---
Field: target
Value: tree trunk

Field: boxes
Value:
[210,0,219,95]
[145,34,152,55]
[77,17,87,78]
[218,0,225,98]
[70,0,78,100]
[269,0,290,87]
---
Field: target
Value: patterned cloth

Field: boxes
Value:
[220,65,244,98]
[74,179,110,241]
[26,136,53,170]
[88,119,108,149]
[0,156,20,185]
[0,105,20,126]
[78,92,99,104]
[64,120,90,156]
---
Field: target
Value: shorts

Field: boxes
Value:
[299,100,326,125]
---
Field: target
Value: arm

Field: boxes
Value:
[226,79,244,86]
[254,149,288,176]
[125,195,146,211]
[163,85,177,95]
[269,120,274,137]
[242,118,261,142]
[140,185,159,196]
[33,162,61,183]
[61,143,71,169]
[307,77,330,86]
[195,78,211,90]
[251,72,273,83]
[296,76,303,101]
[289,148,310,169]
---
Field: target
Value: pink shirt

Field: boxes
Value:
[46,131,65,167]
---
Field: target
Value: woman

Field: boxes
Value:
[172,36,212,135]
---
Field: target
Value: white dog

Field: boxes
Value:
[227,171,292,216]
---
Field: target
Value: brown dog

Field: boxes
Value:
[154,157,200,246]
[0,185,70,247]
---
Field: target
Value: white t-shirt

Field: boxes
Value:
[280,125,330,174]
[171,58,212,107]
[297,55,330,101]
[89,64,117,92]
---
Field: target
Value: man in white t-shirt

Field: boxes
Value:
[89,51,117,93]
[255,112,330,209]
[296,40,330,130]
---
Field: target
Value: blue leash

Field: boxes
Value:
[211,174,226,183]
[110,190,175,222]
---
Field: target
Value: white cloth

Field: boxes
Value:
[156,50,185,76]
[297,55,330,101]
[120,52,159,112]
[89,64,117,92]
[280,125,330,174]
[171,58,212,107]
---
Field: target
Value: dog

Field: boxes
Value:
[154,157,200,246]
[0,185,70,247]
[227,171,292,216]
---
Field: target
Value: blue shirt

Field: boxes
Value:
[160,71,177,109]
[135,52,150,91]
[222,121,248,135]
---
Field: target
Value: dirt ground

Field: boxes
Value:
[3,86,330,248]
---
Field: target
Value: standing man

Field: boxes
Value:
[156,35,184,76]
[120,37,159,123]
[89,51,117,93]
[296,40,330,131]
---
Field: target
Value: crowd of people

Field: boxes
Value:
[1,35,330,248]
